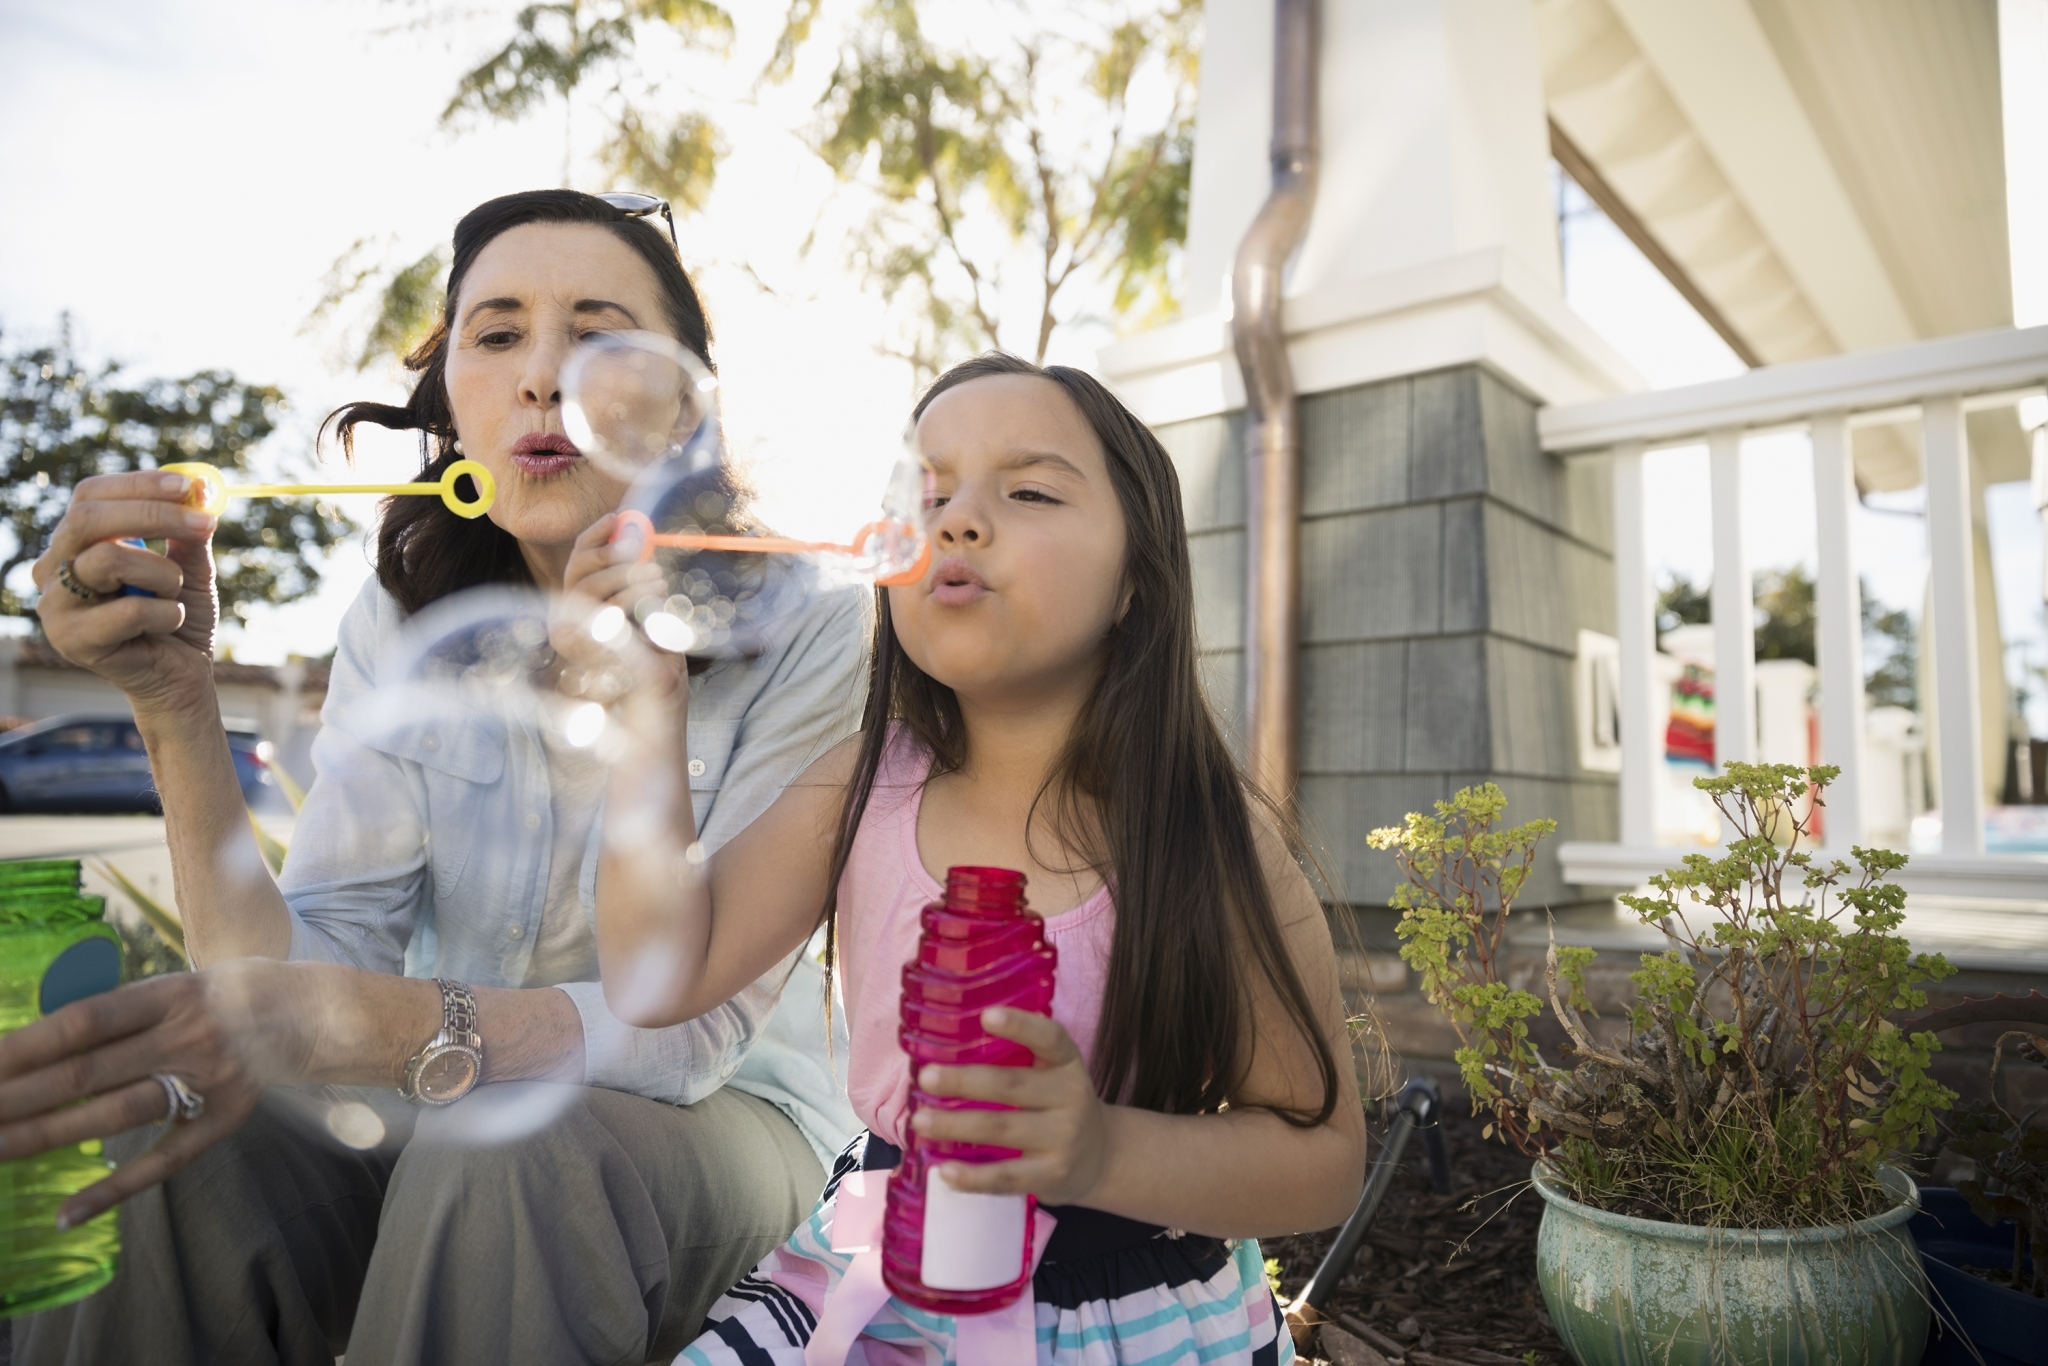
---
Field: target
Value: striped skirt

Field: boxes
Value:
[678,1135,1295,1366]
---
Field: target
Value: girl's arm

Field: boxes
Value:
[912,818,1368,1239]
[562,520,853,1029]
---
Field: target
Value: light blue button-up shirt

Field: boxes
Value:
[277,576,866,1165]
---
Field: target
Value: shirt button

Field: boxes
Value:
[509,925,524,940]
[524,812,541,830]
[688,759,707,778]
[422,735,438,751]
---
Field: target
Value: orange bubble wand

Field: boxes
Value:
[609,509,931,586]
[159,459,498,520]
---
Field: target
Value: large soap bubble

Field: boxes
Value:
[562,331,930,662]
[326,585,655,1145]
[561,330,721,485]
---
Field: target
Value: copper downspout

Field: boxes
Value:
[1231,0,1320,804]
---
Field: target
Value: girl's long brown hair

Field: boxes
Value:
[820,353,1340,1126]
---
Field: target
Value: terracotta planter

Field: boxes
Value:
[1532,1163,1928,1366]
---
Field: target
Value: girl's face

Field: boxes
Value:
[443,222,668,567]
[889,374,1130,707]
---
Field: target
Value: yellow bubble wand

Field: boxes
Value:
[160,459,498,520]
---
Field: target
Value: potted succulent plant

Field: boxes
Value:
[1370,764,1957,1366]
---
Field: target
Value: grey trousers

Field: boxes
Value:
[12,1082,824,1366]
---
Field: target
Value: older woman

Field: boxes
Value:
[14,189,862,1366]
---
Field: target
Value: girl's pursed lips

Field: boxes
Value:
[928,556,990,606]
[929,557,988,591]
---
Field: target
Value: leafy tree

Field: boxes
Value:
[1655,568,1919,710]
[1655,573,1710,636]
[323,0,735,372]
[307,238,452,375]
[788,0,1199,378]
[1862,589,1918,712]
[440,0,734,194]
[1754,565,1816,664]
[0,321,356,624]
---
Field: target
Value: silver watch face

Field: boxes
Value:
[416,1046,481,1103]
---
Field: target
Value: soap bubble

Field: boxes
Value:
[561,331,720,485]
[561,330,932,662]
[341,586,636,766]
[329,586,672,1145]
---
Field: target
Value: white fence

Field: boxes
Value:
[1541,324,2048,902]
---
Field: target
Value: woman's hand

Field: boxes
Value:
[549,512,684,707]
[0,959,316,1229]
[910,1008,1111,1206]
[30,470,219,717]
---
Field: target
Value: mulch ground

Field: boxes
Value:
[1264,1108,1570,1366]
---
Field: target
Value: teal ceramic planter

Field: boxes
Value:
[1533,1163,1928,1366]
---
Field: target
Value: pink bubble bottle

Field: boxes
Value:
[882,866,1057,1315]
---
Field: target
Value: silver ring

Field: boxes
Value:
[152,1073,205,1124]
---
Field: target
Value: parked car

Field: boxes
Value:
[0,714,283,815]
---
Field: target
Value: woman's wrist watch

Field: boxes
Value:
[402,979,483,1105]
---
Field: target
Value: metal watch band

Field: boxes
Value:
[401,979,482,1103]
[437,978,479,1042]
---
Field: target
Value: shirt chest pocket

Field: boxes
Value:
[367,719,509,904]
[687,720,738,801]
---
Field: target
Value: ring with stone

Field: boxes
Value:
[55,560,101,602]
[152,1073,205,1124]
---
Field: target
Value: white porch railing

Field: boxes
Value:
[1540,324,2048,901]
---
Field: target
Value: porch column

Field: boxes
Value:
[1104,0,1640,906]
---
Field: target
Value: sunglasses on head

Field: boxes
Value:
[596,191,679,255]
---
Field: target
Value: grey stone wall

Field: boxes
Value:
[1159,364,1618,908]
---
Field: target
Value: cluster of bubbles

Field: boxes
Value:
[564,330,928,657]
[320,332,928,1146]
[366,328,931,760]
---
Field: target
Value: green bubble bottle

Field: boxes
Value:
[0,859,124,1317]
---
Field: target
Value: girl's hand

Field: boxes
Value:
[910,1008,1110,1206]
[549,513,683,704]
[29,470,220,717]
[0,959,316,1229]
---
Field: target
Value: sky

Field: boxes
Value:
[2,0,2043,727]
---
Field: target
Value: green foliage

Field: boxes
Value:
[441,0,731,134]
[1654,572,1710,636]
[797,0,1199,377]
[330,0,735,372]
[1369,785,1557,1146]
[0,322,356,621]
[1862,587,1918,712]
[93,859,188,983]
[1753,566,1816,664]
[308,240,450,373]
[1374,766,1957,1230]
[600,108,727,213]
[1656,568,1920,711]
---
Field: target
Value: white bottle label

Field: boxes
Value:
[919,1167,1028,1291]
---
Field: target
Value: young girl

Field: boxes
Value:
[569,353,1366,1366]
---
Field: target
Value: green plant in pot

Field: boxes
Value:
[1370,765,1956,1366]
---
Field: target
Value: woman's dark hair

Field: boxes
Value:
[323,189,715,615]
[820,352,1341,1127]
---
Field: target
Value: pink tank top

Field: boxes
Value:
[837,729,1115,1148]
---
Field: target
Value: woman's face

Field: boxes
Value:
[887,374,1129,709]
[443,222,673,568]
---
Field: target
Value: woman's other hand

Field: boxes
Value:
[0,959,315,1229]
[30,470,219,716]
[909,1008,1111,1207]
